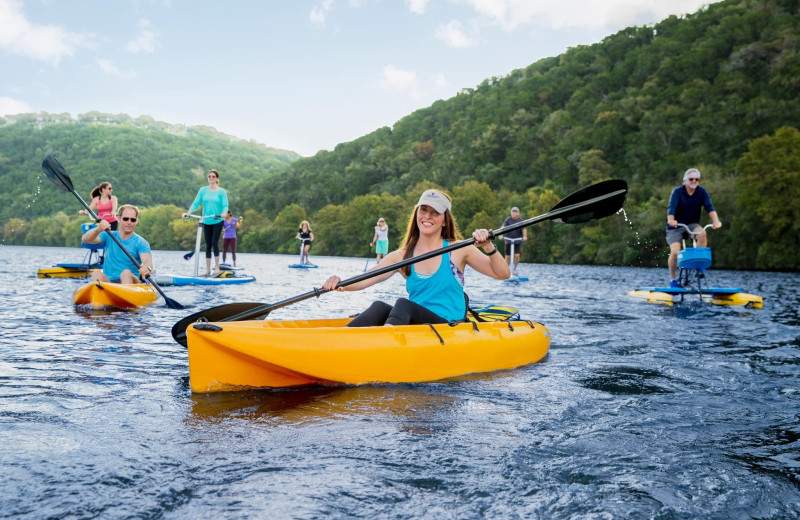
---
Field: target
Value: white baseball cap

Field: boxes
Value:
[416,189,451,214]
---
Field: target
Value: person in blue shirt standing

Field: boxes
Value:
[666,168,722,287]
[322,189,510,326]
[81,205,153,284]
[183,169,229,276]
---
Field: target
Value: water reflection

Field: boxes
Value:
[188,385,463,433]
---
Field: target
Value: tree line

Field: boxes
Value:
[1,0,798,271]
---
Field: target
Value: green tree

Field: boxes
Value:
[736,126,800,269]
[3,218,28,245]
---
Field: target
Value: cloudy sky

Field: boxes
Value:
[1,0,710,156]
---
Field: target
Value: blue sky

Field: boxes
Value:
[1,0,710,156]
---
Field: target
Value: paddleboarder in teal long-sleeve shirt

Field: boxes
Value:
[183,169,229,276]
[666,168,722,287]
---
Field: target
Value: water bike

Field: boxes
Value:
[289,237,317,268]
[155,214,256,286]
[503,237,528,283]
[629,224,762,307]
[37,223,103,279]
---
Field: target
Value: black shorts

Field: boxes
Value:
[505,242,523,255]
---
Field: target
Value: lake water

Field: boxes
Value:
[1,244,798,518]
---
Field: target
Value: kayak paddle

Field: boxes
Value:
[41,155,185,310]
[171,179,627,346]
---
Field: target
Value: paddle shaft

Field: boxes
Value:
[363,244,372,271]
[218,187,626,322]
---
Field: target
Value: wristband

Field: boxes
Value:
[486,247,498,256]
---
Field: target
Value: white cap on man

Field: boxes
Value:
[511,206,520,212]
[416,190,451,214]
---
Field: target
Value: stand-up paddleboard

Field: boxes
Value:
[155,272,256,286]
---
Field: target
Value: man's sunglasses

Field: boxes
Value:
[121,217,137,222]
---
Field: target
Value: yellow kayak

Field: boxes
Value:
[73,281,159,310]
[187,318,550,393]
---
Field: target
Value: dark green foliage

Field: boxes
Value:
[0,113,299,224]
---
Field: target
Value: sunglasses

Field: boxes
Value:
[121,217,137,222]
[688,178,699,182]
[208,175,217,178]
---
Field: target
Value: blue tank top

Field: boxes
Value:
[407,240,467,322]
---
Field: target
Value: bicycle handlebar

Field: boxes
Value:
[674,223,714,234]
[183,214,222,220]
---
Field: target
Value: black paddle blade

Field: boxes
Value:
[41,155,75,192]
[550,179,628,224]
[172,301,268,347]
[163,296,186,310]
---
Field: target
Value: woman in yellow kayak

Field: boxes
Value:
[322,189,509,326]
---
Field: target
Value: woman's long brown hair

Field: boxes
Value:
[90,182,111,200]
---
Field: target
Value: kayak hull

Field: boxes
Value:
[187,318,550,393]
[73,282,158,309]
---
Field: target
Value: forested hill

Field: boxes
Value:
[238,0,798,270]
[0,113,300,223]
[247,0,798,213]
[3,0,799,271]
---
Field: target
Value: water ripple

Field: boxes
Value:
[0,246,798,518]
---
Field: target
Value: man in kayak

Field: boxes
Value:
[81,205,154,284]
[322,189,509,326]
[666,168,722,288]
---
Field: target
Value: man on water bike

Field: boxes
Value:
[666,168,722,288]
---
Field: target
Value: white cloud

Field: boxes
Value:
[380,65,424,99]
[0,96,31,116]
[310,0,334,26]
[126,19,157,53]
[0,0,87,64]
[433,73,449,90]
[407,0,430,14]
[435,19,477,48]
[97,59,136,79]
[457,0,710,31]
